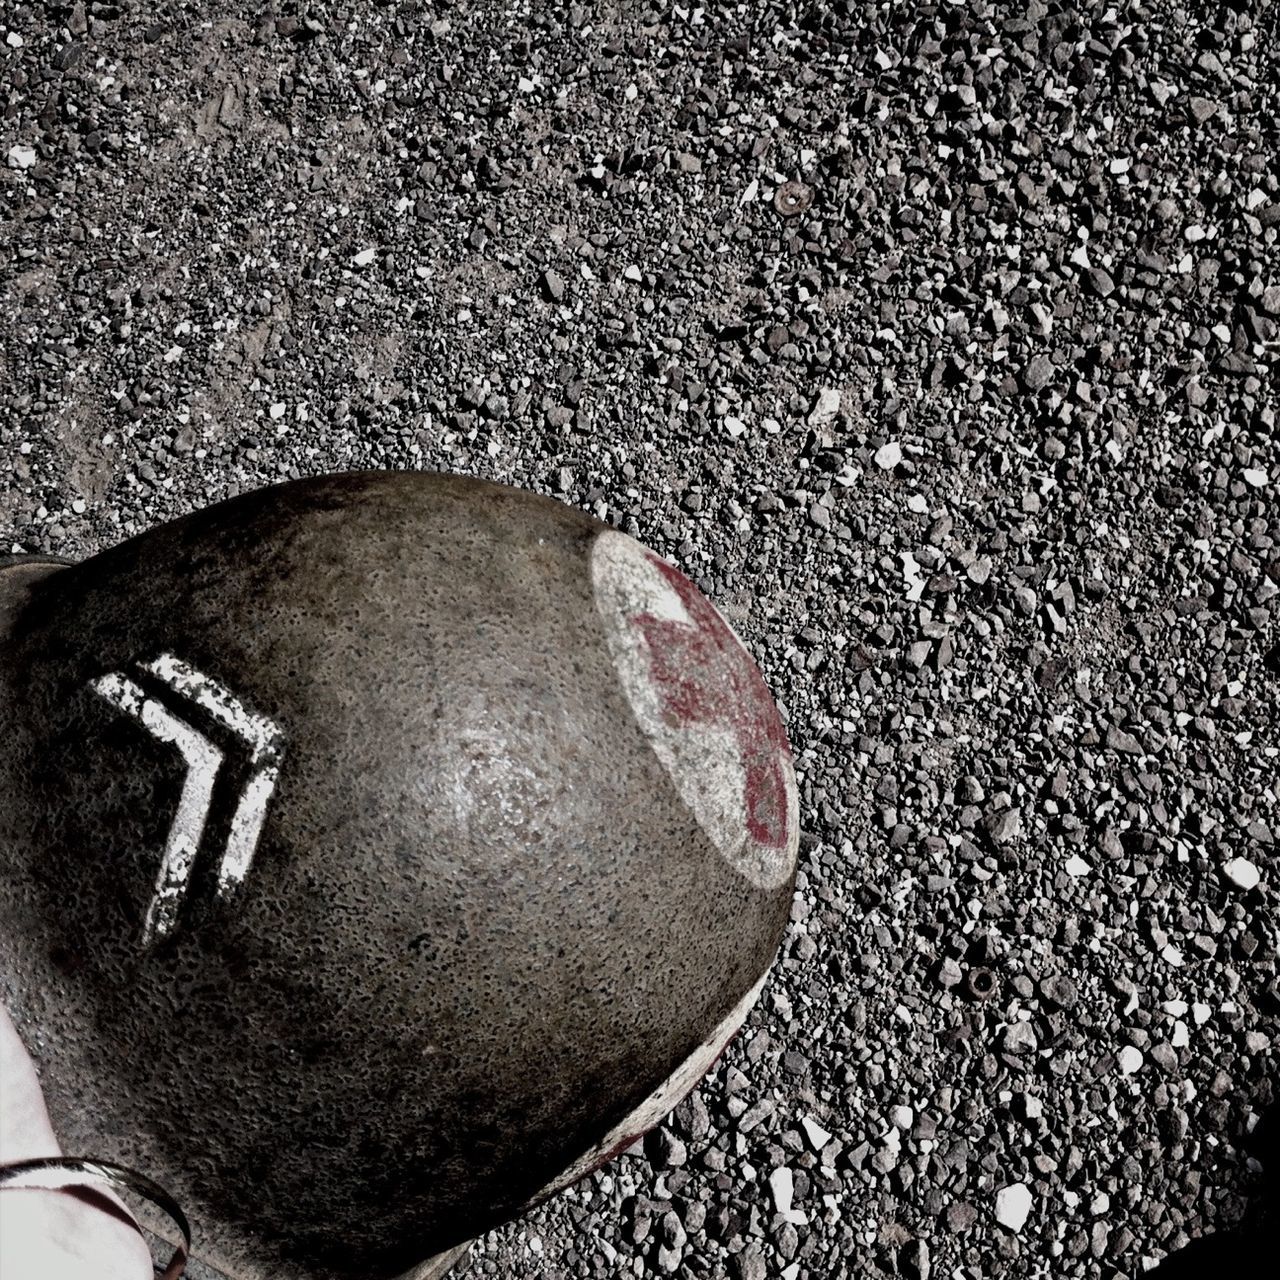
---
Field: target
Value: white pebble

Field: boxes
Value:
[1242,468,1267,488]
[1192,1002,1211,1026]
[768,1166,794,1215]
[353,247,377,266]
[1223,857,1260,890]
[269,402,287,420]
[875,441,903,470]
[907,493,928,514]
[801,1117,832,1152]
[1064,854,1091,877]
[808,388,842,427]
[995,1182,1033,1232]
[7,144,37,170]
[1117,1046,1143,1075]
[891,1104,914,1131]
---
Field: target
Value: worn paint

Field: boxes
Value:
[591,531,799,890]
[91,656,285,940]
[91,672,224,945]
[143,654,284,893]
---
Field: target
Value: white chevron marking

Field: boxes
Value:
[91,656,286,943]
[90,673,224,945]
[142,654,284,893]
[142,654,284,764]
[219,763,280,893]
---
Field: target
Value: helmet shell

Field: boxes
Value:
[0,472,798,1278]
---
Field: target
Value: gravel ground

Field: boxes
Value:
[2,3,1277,1279]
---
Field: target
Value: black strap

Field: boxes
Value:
[0,1156,189,1279]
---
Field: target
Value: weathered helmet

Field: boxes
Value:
[0,472,798,1279]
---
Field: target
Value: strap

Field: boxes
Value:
[0,1155,189,1279]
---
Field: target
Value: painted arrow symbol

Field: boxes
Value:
[91,654,285,946]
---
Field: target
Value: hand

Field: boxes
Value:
[0,1003,154,1280]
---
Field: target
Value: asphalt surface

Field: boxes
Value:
[2,3,1277,1279]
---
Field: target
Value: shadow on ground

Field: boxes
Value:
[1145,1101,1276,1278]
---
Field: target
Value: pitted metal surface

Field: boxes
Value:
[0,473,796,1279]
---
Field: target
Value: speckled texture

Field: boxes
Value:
[0,472,796,1279]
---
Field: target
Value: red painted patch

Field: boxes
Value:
[629,555,793,851]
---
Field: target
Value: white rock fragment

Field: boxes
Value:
[7,144,37,170]
[808,388,842,427]
[1223,857,1260,890]
[801,1117,832,1152]
[269,402,287,420]
[900,552,926,602]
[1192,1002,1211,1026]
[768,1166,794,1215]
[1117,1045,1144,1075]
[891,1104,914,1131]
[995,1182,1033,1232]
[1242,468,1267,488]
[1172,1020,1189,1048]
[1064,854,1091,877]
[1003,1021,1038,1054]
[723,416,746,438]
[907,493,928,514]
[875,441,903,470]
[353,247,377,267]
